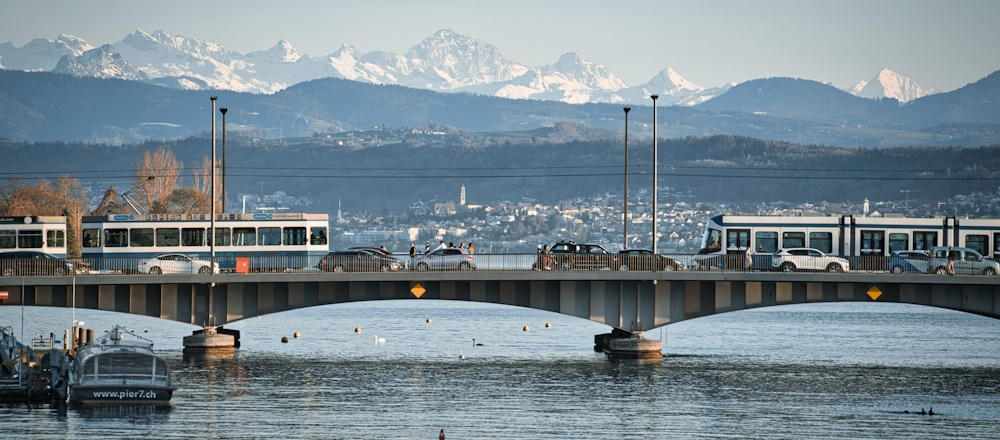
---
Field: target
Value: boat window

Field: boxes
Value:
[0,231,14,249]
[212,227,231,246]
[182,228,205,247]
[233,227,256,246]
[756,231,778,253]
[284,227,307,246]
[83,229,101,248]
[156,228,180,247]
[258,227,281,246]
[310,227,327,245]
[17,230,42,249]
[782,232,805,249]
[914,231,937,251]
[809,232,833,254]
[888,233,909,253]
[105,229,128,247]
[965,235,988,256]
[130,228,154,247]
[46,230,65,248]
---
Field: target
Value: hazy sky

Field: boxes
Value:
[2,0,998,91]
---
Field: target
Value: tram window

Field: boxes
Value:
[782,232,805,249]
[156,228,180,247]
[212,228,232,246]
[727,229,750,250]
[0,231,14,249]
[860,230,885,255]
[182,228,205,247]
[284,227,307,246]
[105,229,128,248]
[705,228,722,251]
[914,232,937,251]
[994,233,1000,256]
[310,227,327,245]
[130,228,154,247]
[82,229,100,248]
[809,232,833,253]
[46,230,65,248]
[233,227,256,246]
[756,231,778,253]
[17,230,43,249]
[888,233,909,253]
[258,227,281,246]
[965,235,988,256]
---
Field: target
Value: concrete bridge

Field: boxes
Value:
[2,272,998,336]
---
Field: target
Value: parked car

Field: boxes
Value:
[138,253,219,274]
[411,248,476,271]
[612,249,683,271]
[929,246,999,275]
[888,250,931,274]
[347,246,394,257]
[535,241,612,271]
[772,248,849,273]
[0,251,74,276]
[317,250,405,272]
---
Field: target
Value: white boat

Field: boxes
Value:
[69,325,173,405]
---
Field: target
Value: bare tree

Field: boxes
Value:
[169,187,210,213]
[192,155,224,213]
[0,176,87,257]
[134,148,182,213]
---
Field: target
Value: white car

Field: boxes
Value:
[139,253,220,274]
[772,248,849,273]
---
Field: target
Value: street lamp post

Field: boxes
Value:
[650,94,658,254]
[623,106,630,250]
[210,96,217,276]
[220,107,227,213]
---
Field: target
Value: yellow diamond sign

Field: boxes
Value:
[411,283,426,299]
[867,286,882,301]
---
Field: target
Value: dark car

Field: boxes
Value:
[317,250,404,272]
[612,249,683,271]
[535,241,612,271]
[0,251,75,276]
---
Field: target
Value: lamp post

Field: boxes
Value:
[220,107,227,213]
[623,106,630,250]
[210,96,217,275]
[650,94,658,254]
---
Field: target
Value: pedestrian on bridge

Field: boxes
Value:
[947,246,957,275]
[745,247,753,272]
[409,243,416,259]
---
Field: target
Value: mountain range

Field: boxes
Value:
[0,29,933,105]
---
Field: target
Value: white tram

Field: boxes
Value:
[81,213,329,272]
[697,214,1000,270]
[0,215,68,258]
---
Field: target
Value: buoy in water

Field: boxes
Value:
[281,336,289,343]
[427,318,432,323]
[294,331,301,338]
[545,322,551,328]
[523,326,529,332]
[355,327,361,333]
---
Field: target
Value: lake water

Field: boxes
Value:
[2,300,999,439]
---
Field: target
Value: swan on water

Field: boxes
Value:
[473,339,484,346]
[374,335,385,344]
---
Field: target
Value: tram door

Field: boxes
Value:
[859,230,886,271]
[726,229,750,269]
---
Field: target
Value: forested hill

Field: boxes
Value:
[2,134,999,213]
[1,69,1000,147]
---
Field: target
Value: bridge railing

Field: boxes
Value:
[0,253,996,277]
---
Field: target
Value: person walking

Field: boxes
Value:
[409,243,416,258]
[745,246,753,272]
[434,240,447,251]
[947,246,957,275]
[424,242,431,254]
[467,242,475,255]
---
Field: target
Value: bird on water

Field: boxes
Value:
[473,339,484,346]
[374,335,385,344]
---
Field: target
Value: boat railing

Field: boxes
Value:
[78,372,170,386]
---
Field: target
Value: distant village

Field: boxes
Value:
[222,182,1000,255]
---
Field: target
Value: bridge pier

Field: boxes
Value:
[182,326,239,354]
[595,329,663,359]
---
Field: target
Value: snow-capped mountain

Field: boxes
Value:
[53,44,148,80]
[0,34,93,71]
[0,28,728,105]
[848,68,929,102]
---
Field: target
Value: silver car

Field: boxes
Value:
[138,253,219,274]
[929,246,999,275]
[411,248,476,271]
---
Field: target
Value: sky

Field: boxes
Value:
[1,0,998,91]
